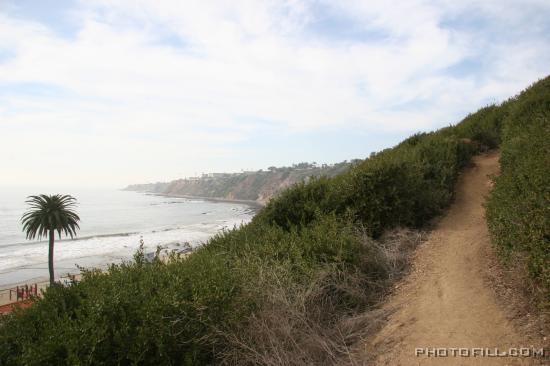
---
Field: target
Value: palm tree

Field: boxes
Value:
[21,194,80,285]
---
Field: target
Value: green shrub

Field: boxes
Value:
[257,129,479,237]
[253,176,335,231]
[451,104,509,149]
[486,76,550,304]
[0,217,370,365]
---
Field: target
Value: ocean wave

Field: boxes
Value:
[0,217,251,276]
[0,189,255,286]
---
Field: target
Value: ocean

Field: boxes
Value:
[0,187,255,288]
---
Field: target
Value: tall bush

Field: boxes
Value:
[486,76,550,303]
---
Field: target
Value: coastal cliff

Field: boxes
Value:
[124,161,354,205]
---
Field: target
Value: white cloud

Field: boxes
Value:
[0,0,548,186]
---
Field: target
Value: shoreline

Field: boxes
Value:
[150,192,265,211]
[0,192,259,303]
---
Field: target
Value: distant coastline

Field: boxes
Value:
[152,192,264,211]
[124,161,354,206]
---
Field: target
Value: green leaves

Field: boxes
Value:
[486,76,550,305]
[255,130,479,238]
[21,194,80,240]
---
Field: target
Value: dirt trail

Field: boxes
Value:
[367,152,545,365]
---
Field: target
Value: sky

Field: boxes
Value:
[0,0,549,188]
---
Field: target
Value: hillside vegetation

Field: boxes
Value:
[486,76,550,305]
[1,77,548,365]
[125,162,352,204]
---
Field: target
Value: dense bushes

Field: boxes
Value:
[221,229,425,366]
[0,217,372,365]
[256,131,477,237]
[486,76,550,304]
[450,104,510,149]
[2,78,547,364]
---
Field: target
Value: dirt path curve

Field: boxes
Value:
[367,152,542,365]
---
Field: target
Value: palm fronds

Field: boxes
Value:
[21,194,80,240]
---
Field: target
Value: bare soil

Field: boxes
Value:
[363,152,549,365]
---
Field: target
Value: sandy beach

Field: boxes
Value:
[0,281,48,307]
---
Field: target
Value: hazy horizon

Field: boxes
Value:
[1,0,549,188]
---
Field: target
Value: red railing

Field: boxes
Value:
[1,276,80,314]
[9,284,38,301]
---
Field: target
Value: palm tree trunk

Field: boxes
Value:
[48,229,55,285]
